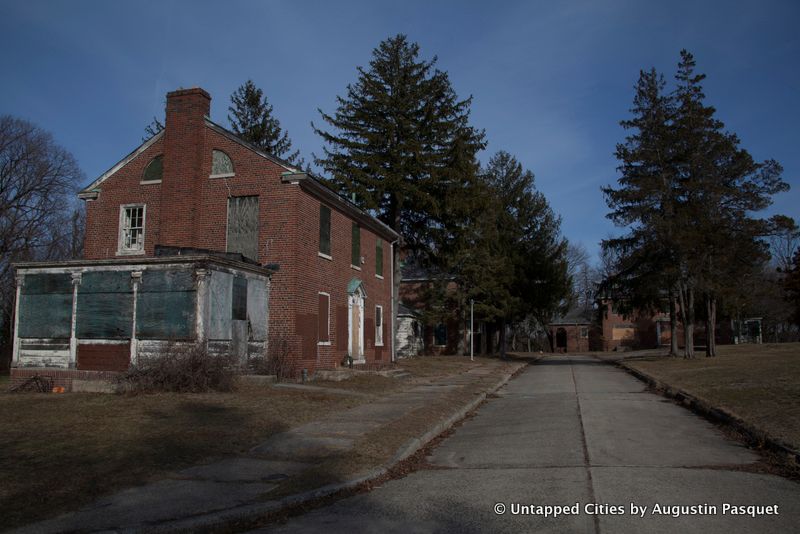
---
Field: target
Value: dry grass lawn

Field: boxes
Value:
[625,343,800,450]
[0,383,361,529]
[0,355,515,529]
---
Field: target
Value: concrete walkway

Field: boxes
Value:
[259,355,800,534]
[12,362,522,533]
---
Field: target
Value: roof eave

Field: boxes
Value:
[281,172,400,241]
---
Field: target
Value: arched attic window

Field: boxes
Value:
[210,149,235,178]
[141,155,163,183]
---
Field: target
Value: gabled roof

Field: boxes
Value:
[398,302,421,317]
[204,119,300,173]
[77,118,399,241]
[550,306,594,326]
[78,131,164,199]
[347,278,367,296]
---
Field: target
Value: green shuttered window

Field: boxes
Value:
[319,205,331,256]
[376,238,383,277]
[351,223,360,267]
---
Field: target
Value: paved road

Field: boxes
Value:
[257,355,800,533]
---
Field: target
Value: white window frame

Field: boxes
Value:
[117,204,146,255]
[375,305,384,346]
[318,292,331,346]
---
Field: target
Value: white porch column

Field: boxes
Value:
[69,272,82,368]
[130,271,142,366]
[11,273,24,366]
[195,269,209,345]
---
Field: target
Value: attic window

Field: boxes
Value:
[211,150,235,177]
[142,155,163,183]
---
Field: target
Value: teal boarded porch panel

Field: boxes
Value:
[76,271,133,339]
[136,269,196,339]
[18,273,72,339]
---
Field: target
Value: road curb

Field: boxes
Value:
[151,360,530,533]
[613,359,800,467]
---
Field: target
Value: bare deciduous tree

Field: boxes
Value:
[0,115,84,367]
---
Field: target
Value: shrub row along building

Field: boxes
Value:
[10,88,398,389]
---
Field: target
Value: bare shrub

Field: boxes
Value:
[116,342,237,394]
[248,337,295,381]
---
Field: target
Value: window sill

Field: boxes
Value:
[209,173,236,179]
[140,180,162,185]
[375,274,384,280]
[116,249,146,256]
[351,265,362,271]
[318,252,332,261]
[375,342,384,347]
[317,341,331,346]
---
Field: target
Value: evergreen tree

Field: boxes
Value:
[314,34,486,333]
[671,50,787,356]
[228,80,301,164]
[602,67,682,356]
[446,151,569,356]
[604,51,788,358]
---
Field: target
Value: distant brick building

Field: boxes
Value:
[13,87,398,380]
[549,307,601,353]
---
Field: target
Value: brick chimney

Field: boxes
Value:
[159,87,211,249]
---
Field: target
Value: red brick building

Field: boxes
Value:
[78,87,398,374]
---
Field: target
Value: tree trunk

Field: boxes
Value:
[677,279,695,358]
[669,287,679,357]
[705,295,717,357]
[499,318,507,360]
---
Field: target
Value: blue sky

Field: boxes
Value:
[1,0,797,261]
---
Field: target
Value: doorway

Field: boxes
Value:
[348,280,366,362]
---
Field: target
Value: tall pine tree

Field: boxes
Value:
[604,50,788,358]
[314,34,486,333]
[671,50,787,356]
[228,80,301,164]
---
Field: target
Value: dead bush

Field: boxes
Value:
[248,337,295,381]
[116,342,237,394]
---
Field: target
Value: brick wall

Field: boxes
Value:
[82,87,394,374]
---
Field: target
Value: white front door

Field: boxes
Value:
[348,288,365,362]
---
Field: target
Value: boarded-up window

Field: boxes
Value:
[227,196,259,261]
[76,271,133,339]
[375,305,383,346]
[376,238,383,277]
[136,269,195,339]
[232,276,247,321]
[18,273,73,338]
[351,223,360,266]
[319,205,331,256]
[211,150,234,176]
[318,292,330,343]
